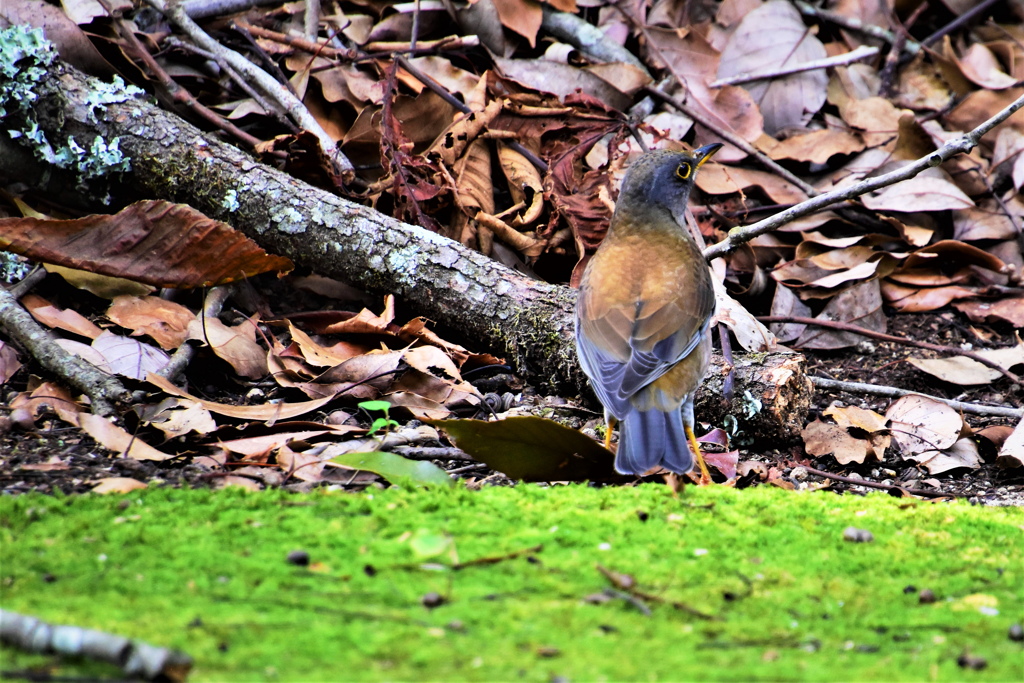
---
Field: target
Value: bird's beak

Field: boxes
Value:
[694,142,724,169]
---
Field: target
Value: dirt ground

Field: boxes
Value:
[1,305,1021,505]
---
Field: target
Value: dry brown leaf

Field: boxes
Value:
[904,437,982,475]
[92,330,170,380]
[0,342,22,384]
[795,280,885,349]
[491,0,543,46]
[836,96,903,147]
[696,164,808,204]
[147,373,336,421]
[91,477,148,494]
[953,297,1024,327]
[823,404,888,434]
[997,418,1024,469]
[764,128,864,163]
[187,315,268,379]
[884,395,965,456]
[907,342,1024,385]
[862,175,974,212]
[494,57,632,111]
[646,27,763,159]
[497,142,544,226]
[79,413,175,461]
[143,398,217,438]
[106,295,195,350]
[284,320,362,367]
[10,380,83,427]
[802,419,879,464]
[956,43,1018,90]
[717,0,827,135]
[21,293,103,339]
[426,99,502,167]
[953,196,1023,241]
[881,281,979,312]
[0,201,293,288]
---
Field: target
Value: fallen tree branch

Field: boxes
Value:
[0,609,192,681]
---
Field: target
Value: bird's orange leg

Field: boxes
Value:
[685,425,713,486]
[604,417,617,451]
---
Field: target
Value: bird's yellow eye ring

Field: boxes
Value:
[676,162,692,180]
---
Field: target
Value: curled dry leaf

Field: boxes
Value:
[21,294,103,339]
[884,395,966,457]
[186,314,268,379]
[904,437,982,475]
[9,380,82,427]
[996,418,1024,469]
[79,413,174,461]
[802,412,886,466]
[147,373,336,421]
[106,295,195,350]
[954,297,1024,327]
[763,128,865,164]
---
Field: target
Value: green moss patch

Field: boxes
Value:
[2,485,1021,681]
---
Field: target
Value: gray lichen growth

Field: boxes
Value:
[222,189,240,212]
[268,203,306,234]
[0,25,133,195]
[84,75,145,123]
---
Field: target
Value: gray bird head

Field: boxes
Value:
[615,144,723,229]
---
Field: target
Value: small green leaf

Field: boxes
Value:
[358,400,393,413]
[408,529,456,561]
[330,451,453,489]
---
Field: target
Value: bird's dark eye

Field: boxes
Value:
[675,162,692,180]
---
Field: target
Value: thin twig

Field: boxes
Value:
[709,45,879,88]
[794,1,922,55]
[704,92,1024,260]
[808,376,1024,419]
[759,315,1022,385]
[96,0,263,149]
[146,0,353,174]
[921,0,1003,47]
[801,466,964,499]
[642,87,817,196]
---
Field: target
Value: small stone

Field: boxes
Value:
[790,467,808,481]
[536,646,560,658]
[919,588,937,604]
[422,592,445,609]
[903,585,917,594]
[956,653,987,670]
[843,527,874,543]
[286,550,310,566]
[1009,623,1023,642]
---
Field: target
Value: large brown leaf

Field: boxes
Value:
[0,201,293,288]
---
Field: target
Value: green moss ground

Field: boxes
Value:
[1,485,1022,681]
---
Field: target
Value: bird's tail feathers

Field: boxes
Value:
[615,409,694,476]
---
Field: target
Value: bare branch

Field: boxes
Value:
[703,92,1024,261]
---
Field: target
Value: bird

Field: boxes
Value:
[575,144,721,482]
